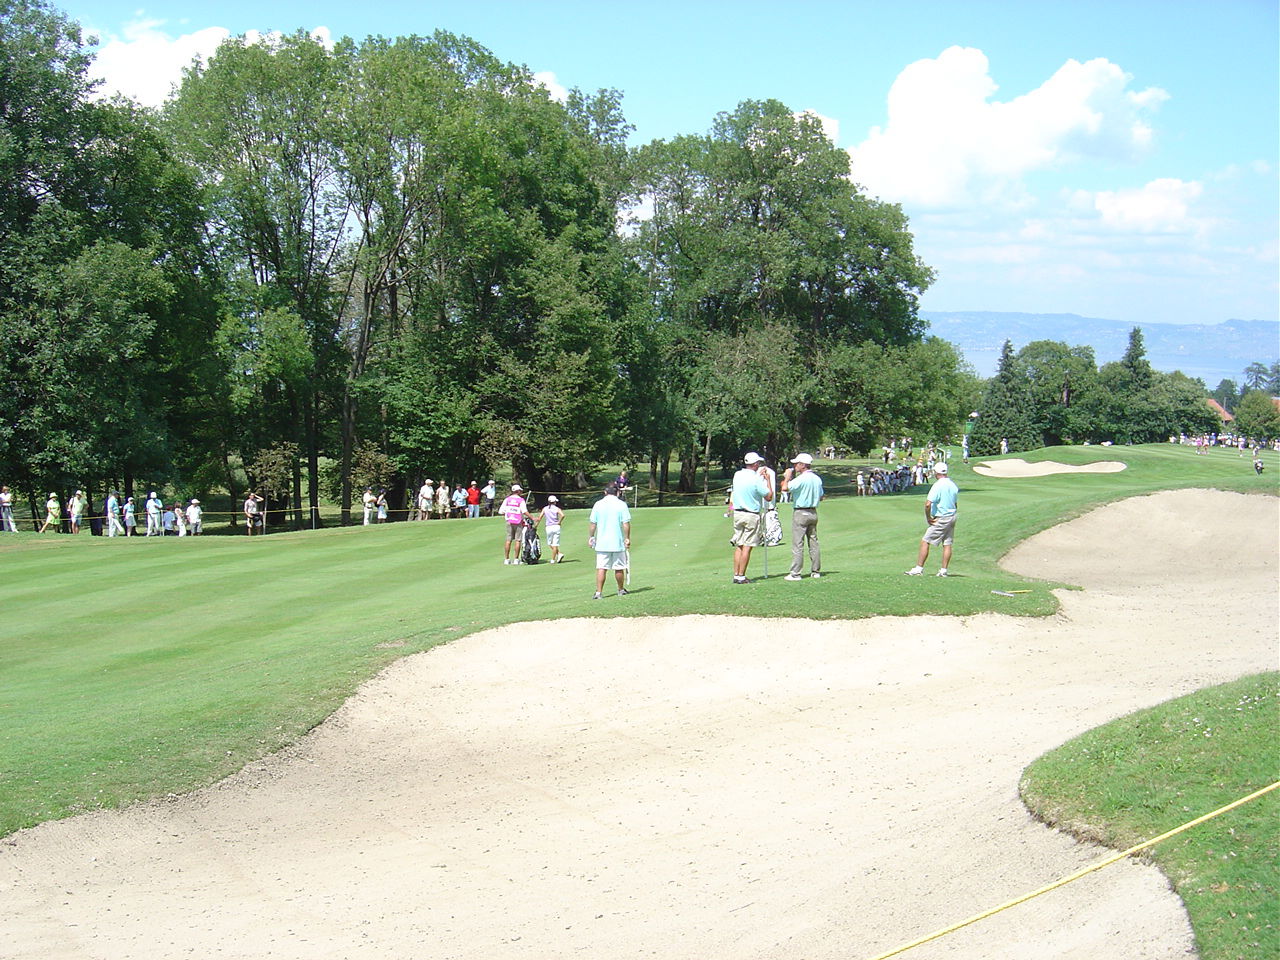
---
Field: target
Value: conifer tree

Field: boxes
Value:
[968,340,1042,456]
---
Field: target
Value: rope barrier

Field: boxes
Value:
[862,780,1280,960]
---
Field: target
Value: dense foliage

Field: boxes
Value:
[1,0,1270,521]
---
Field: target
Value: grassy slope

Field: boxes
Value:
[0,443,1275,836]
[1020,673,1278,960]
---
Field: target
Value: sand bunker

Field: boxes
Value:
[1,489,1275,960]
[973,458,1128,478]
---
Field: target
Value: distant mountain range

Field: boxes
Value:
[921,312,1280,386]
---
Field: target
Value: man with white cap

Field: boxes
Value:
[501,483,533,564]
[185,498,203,535]
[145,490,162,537]
[906,460,958,577]
[783,453,824,580]
[730,452,772,583]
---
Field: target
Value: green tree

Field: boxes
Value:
[1233,390,1280,440]
[1014,341,1098,445]
[968,341,1041,455]
[629,99,934,478]
[1242,362,1270,392]
[0,0,217,508]
[167,30,344,525]
[1210,378,1241,414]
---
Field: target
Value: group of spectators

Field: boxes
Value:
[361,480,498,525]
[0,487,207,537]
[1175,432,1276,455]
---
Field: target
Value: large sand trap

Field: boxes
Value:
[1,490,1276,960]
[973,457,1128,478]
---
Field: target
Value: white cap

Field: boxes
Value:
[150,491,157,497]
[790,453,813,465]
[934,462,949,474]
[512,483,523,491]
[744,452,764,465]
[191,499,199,504]
[547,495,558,503]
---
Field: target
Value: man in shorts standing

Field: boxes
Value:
[588,483,631,599]
[730,452,772,584]
[905,460,958,577]
[501,484,533,564]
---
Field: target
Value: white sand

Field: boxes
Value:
[973,458,1128,478]
[1,489,1275,960]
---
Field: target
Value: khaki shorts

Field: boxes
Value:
[595,550,628,570]
[731,510,763,547]
[505,522,524,542]
[922,513,956,546]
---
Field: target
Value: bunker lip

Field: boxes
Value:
[0,489,1274,960]
[973,457,1128,478]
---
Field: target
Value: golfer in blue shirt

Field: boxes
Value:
[784,453,824,580]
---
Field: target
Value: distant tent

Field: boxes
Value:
[1206,398,1234,423]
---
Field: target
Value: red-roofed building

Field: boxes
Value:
[1206,398,1234,423]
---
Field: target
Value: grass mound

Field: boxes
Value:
[1020,672,1279,960]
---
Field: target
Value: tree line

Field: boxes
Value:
[0,1,1259,525]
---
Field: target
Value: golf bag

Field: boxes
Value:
[521,516,542,564]
[763,508,784,547]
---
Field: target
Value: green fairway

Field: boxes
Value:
[1,442,1276,837]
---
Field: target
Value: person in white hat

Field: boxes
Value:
[729,452,772,583]
[39,491,60,533]
[906,460,958,577]
[500,483,533,564]
[145,490,163,537]
[185,499,203,535]
[417,479,434,521]
[539,495,566,563]
[784,454,824,580]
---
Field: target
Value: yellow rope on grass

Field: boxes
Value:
[863,779,1280,960]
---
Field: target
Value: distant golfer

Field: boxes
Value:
[784,453,824,580]
[588,483,631,599]
[906,460,958,577]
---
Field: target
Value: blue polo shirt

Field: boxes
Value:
[788,470,824,508]
[589,494,631,552]
[927,477,959,518]
[731,468,768,512]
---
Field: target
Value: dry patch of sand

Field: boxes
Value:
[973,458,1129,478]
[1,490,1275,960]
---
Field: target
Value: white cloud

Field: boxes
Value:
[87,19,334,109]
[1086,178,1205,232]
[532,70,569,103]
[847,46,1168,209]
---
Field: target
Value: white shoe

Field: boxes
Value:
[936,568,949,577]
[905,566,923,576]
[810,572,822,579]
[784,573,803,581]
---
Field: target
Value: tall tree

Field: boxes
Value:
[167,30,345,525]
[630,99,934,478]
[968,340,1041,455]
[1014,340,1098,445]
[0,0,216,508]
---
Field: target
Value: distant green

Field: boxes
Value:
[0,443,1275,837]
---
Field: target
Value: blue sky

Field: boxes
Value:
[67,0,1278,330]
